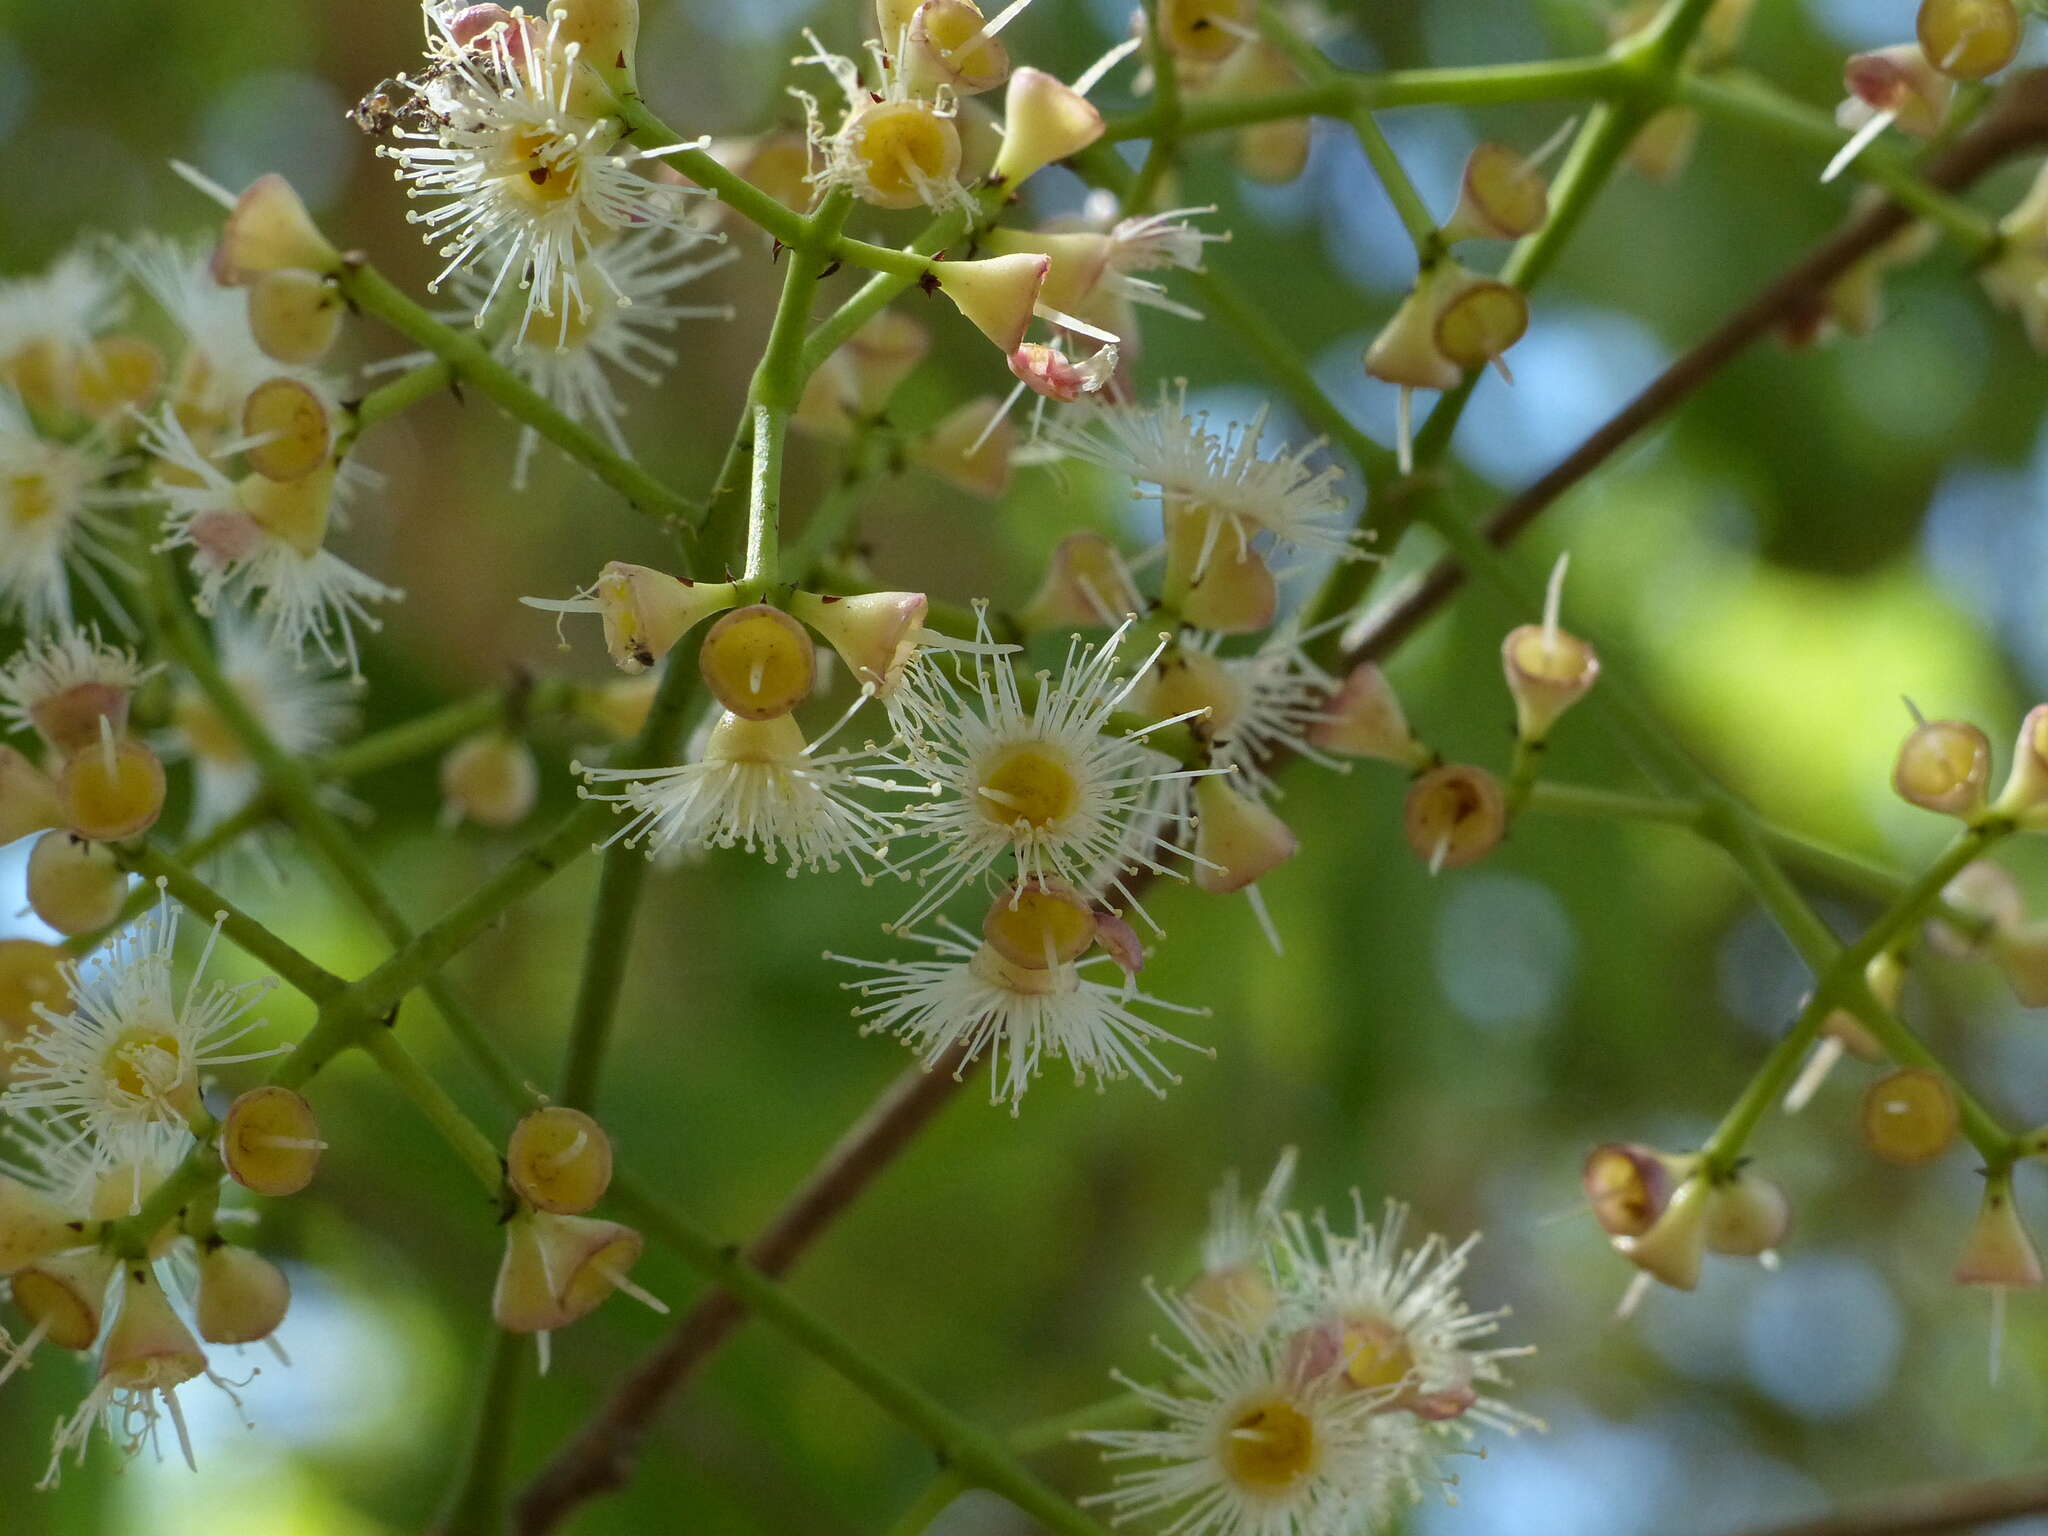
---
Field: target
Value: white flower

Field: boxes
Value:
[881,612,1215,928]
[1203,1148,1299,1280]
[793,29,975,214]
[575,707,903,876]
[166,616,357,837]
[1272,1197,1536,1439]
[829,923,1209,1111]
[462,224,737,487]
[1081,1282,1410,1536]
[0,245,125,376]
[0,626,156,743]
[5,901,279,1163]
[0,394,135,631]
[378,6,696,335]
[1148,626,1344,810]
[144,409,401,677]
[1038,383,1356,578]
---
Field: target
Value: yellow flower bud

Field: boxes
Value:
[56,735,167,843]
[101,1266,206,1388]
[704,132,814,217]
[1402,763,1506,874]
[841,99,963,210]
[1703,1171,1791,1257]
[1954,1172,2044,1289]
[221,1085,326,1197]
[981,878,1099,969]
[1363,271,1462,393]
[697,605,816,720]
[0,746,63,844]
[1305,661,1429,769]
[1992,703,2048,826]
[787,589,929,696]
[507,1106,615,1215]
[1237,115,1312,185]
[1434,275,1529,374]
[1929,860,2021,958]
[547,0,640,90]
[71,334,165,419]
[580,674,660,741]
[13,1248,118,1351]
[240,377,332,483]
[237,464,335,557]
[1441,141,1553,245]
[1020,532,1142,632]
[247,270,344,365]
[983,228,1113,316]
[212,173,340,285]
[1892,716,1991,820]
[1613,1172,1710,1290]
[990,68,1104,190]
[1163,506,1277,634]
[1501,591,1600,746]
[1192,776,1298,895]
[902,0,1012,97]
[1626,106,1701,183]
[1158,0,1256,62]
[439,732,540,829]
[1582,1143,1691,1238]
[0,1174,83,1277]
[26,832,127,936]
[0,938,67,1059]
[1917,0,2021,81]
[1862,1067,1958,1165]
[195,1242,292,1345]
[493,1210,658,1334]
[525,562,739,674]
[932,254,1050,353]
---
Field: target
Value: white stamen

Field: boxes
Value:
[1823,109,1895,184]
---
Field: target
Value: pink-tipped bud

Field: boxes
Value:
[0,1174,85,1277]
[221,1085,325,1197]
[1008,340,1118,403]
[914,396,1015,499]
[1613,1173,1710,1290]
[213,174,340,285]
[247,270,344,366]
[1402,764,1506,874]
[1916,0,2021,82]
[1703,1172,1791,1257]
[1441,142,1552,245]
[982,878,1100,969]
[697,605,816,721]
[12,1248,118,1351]
[1192,776,1298,895]
[524,562,739,674]
[240,377,332,484]
[932,255,1050,354]
[195,1243,292,1345]
[991,68,1105,190]
[493,1211,658,1334]
[787,589,929,696]
[1842,45,1954,139]
[903,0,1012,97]
[1992,704,2048,827]
[1955,1173,2044,1289]
[446,4,515,47]
[101,1266,206,1389]
[0,746,63,845]
[440,732,540,829]
[1306,661,1429,769]
[1019,532,1142,633]
[507,1106,615,1215]
[1892,716,1992,820]
[1862,1067,1959,1165]
[1582,1143,1690,1238]
[26,832,127,936]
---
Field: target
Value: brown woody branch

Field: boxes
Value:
[1349,68,2048,665]
[1741,1470,2048,1536]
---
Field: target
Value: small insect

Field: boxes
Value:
[349,77,414,135]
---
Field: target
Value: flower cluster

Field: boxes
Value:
[1084,1153,1533,1535]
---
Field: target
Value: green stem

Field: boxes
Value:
[435,1327,530,1536]
[346,358,454,446]
[122,843,344,1002]
[1008,1390,1154,1455]
[334,259,697,526]
[606,1179,1114,1536]
[358,1026,507,1196]
[1129,3,1183,212]
[881,1471,969,1536]
[1523,779,1705,827]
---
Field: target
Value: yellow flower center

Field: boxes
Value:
[104,1028,185,1105]
[1220,1395,1319,1494]
[1339,1316,1415,1392]
[974,742,1081,830]
[849,101,961,206]
[504,128,583,207]
[7,471,56,526]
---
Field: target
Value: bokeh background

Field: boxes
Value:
[6,0,2048,1531]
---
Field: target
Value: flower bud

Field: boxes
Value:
[1929,860,2021,958]
[195,1242,292,1345]
[221,1085,325,1197]
[1613,1172,1709,1290]
[523,562,740,674]
[990,68,1105,190]
[1626,106,1701,183]
[1434,274,1529,375]
[493,1210,658,1334]
[1441,142,1552,245]
[0,746,63,844]
[1402,764,1506,874]
[71,334,165,419]
[1092,908,1144,975]
[26,832,127,935]
[1192,776,1298,895]
[508,1106,614,1215]
[697,604,816,720]
[841,309,930,415]
[1145,647,1240,742]
[237,464,335,557]
[247,270,344,365]
[0,1175,83,1277]
[1916,0,2021,81]
[1862,1067,1959,1165]
[0,938,67,1051]
[1163,507,1277,634]
[787,589,929,696]
[1703,1172,1791,1257]
[212,174,340,284]
[983,228,1112,316]
[1827,950,1901,1063]
[705,132,813,216]
[903,0,1011,97]
[1502,561,1599,744]
[1185,1263,1276,1329]
[1305,661,1429,769]
[1583,1143,1689,1238]
[16,1249,118,1353]
[1842,45,1953,140]
[841,99,963,210]
[1008,339,1119,403]
[1197,40,1307,182]
[1955,1173,2044,1289]
[580,674,659,740]
[1238,115,1312,185]
[548,0,640,90]
[932,255,1050,354]
[56,735,167,843]
[1019,532,1142,632]
[982,878,1099,969]
[1363,271,1462,394]
[1992,704,2048,827]
[240,377,332,483]
[102,1266,206,1388]
[1892,716,1991,820]
[439,732,540,829]
[914,396,1015,499]
[1158,0,1256,62]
